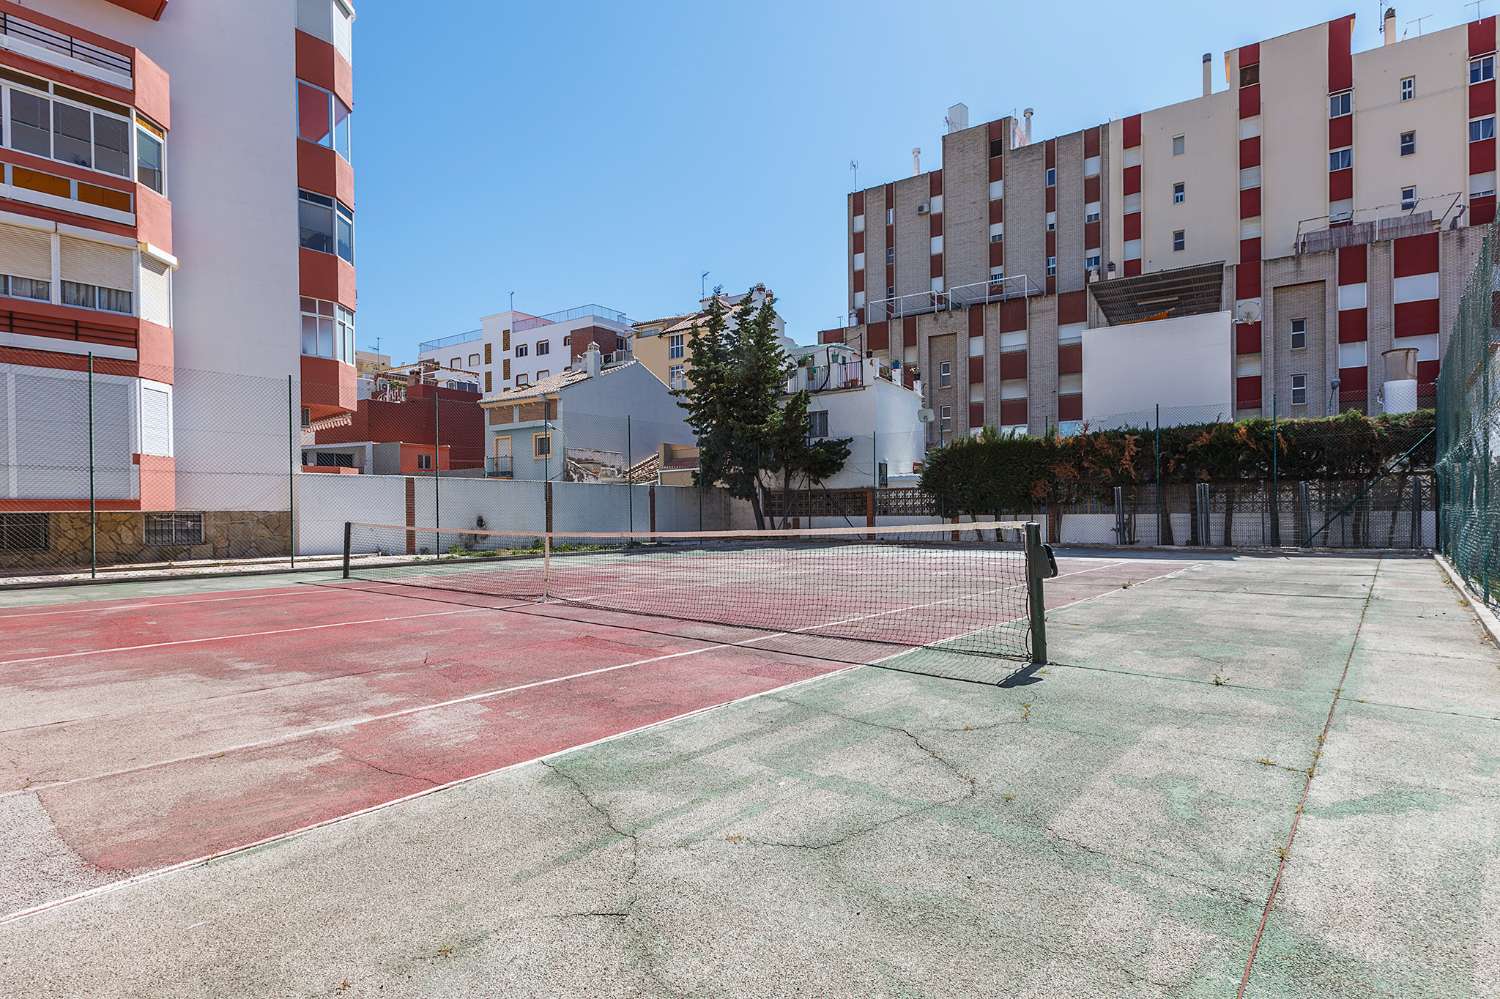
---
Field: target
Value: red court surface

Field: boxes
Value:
[0,552,1194,920]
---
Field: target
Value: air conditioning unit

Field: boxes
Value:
[916,202,931,215]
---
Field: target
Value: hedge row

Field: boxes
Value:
[919,409,1434,515]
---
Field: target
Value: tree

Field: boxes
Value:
[676,287,849,529]
[764,389,852,527]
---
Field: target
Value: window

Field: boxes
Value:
[1241,64,1260,87]
[886,207,894,225]
[1046,255,1057,276]
[940,405,952,425]
[1401,76,1415,101]
[300,298,356,362]
[989,222,1004,242]
[61,280,131,315]
[939,361,952,387]
[808,410,829,438]
[1328,91,1352,118]
[297,190,354,262]
[886,247,895,265]
[988,179,1004,200]
[989,137,1005,157]
[515,343,529,358]
[1045,211,1056,231]
[1329,147,1352,171]
[1085,202,1100,223]
[1085,251,1101,271]
[990,268,1005,284]
[0,513,47,552]
[1290,373,1307,406]
[516,373,529,386]
[533,432,552,458]
[1471,116,1495,143]
[669,364,687,389]
[1172,134,1185,156]
[9,90,51,157]
[1472,55,1495,84]
[145,513,204,546]
[5,83,134,178]
[450,356,461,368]
[1290,318,1306,350]
[536,340,550,356]
[1172,182,1185,204]
[417,453,432,471]
[484,343,492,363]
[136,122,165,194]
[1400,131,1415,156]
[1172,229,1185,252]
[1045,167,1056,187]
[1401,185,1418,210]
[467,353,481,367]
[0,275,49,303]
[669,333,685,359]
[296,82,353,162]
[535,369,550,380]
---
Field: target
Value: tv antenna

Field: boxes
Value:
[849,159,859,190]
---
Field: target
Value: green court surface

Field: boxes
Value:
[0,552,1495,997]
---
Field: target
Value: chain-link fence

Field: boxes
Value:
[0,354,726,582]
[1436,222,1500,604]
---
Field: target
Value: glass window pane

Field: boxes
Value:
[301,315,319,355]
[10,91,51,157]
[297,83,332,146]
[298,198,334,254]
[333,98,351,160]
[317,317,334,357]
[62,281,95,309]
[93,114,130,176]
[336,206,354,263]
[53,102,92,168]
[136,128,164,193]
[98,287,132,314]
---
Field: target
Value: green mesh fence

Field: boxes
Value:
[1436,222,1500,604]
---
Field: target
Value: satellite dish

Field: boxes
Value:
[917,408,935,424]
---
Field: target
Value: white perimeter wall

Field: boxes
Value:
[1083,311,1233,428]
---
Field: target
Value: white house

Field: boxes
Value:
[786,342,927,489]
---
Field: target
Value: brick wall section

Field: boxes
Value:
[1055,131,1086,294]
[865,185,888,315]
[1006,143,1047,291]
[894,174,930,300]
[927,332,959,444]
[1271,281,1331,417]
[1026,296,1059,433]
[943,124,990,289]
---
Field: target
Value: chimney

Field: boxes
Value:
[1202,53,1212,96]
[946,102,969,133]
[583,341,603,377]
[1022,107,1034,144]
[912,147,922,175]
[1384,7,1396,46]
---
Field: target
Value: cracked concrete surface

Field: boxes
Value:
[0,554,1496,997]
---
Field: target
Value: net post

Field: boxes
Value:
[542,533,551,603]
[342,521,352,579]
[1023,521,1048,668]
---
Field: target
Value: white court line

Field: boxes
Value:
[0,585,346,621]
[0,559,1138,927]
[0,561,1124,800]
[0,607,494,669]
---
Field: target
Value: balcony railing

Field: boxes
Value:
[418,328,483,353]
[486,456,513,477]
[514,303,631,333]
[0,12,133,81]
[858,275,1036,324]
[1293,193,1461,256]
[0,307,135,349]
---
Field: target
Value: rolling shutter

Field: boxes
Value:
[139,256,171,326]
[140,385,172,456]
[60,236,134,292]
[0,223,52,281]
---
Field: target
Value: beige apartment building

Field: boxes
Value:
[633,285,781,391]
[826,8,1495,440]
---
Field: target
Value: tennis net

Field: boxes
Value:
[341,521,1051,666]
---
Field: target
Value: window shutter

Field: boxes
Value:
[140,385,172,455]
[139,257,171,325]
[0,223,52,281]
[60,236,134,291]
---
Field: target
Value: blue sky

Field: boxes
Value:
[353,0,1470,360]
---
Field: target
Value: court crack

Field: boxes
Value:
[338,750,439,788]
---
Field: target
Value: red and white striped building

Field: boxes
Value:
[0,0,357,546]
[826,9,1491,439]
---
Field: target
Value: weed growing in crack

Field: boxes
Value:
[1256,757,1277,767]
[1212,674,1228,686]
[1020,703,1032,722]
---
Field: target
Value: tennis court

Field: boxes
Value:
[0,537,1495,997]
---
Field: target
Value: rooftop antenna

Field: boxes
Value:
[701,271,710,300]
[849,159,859,190]
[508,290,514,313]
[1404,13,1431,36]
[1468,0,1487,20]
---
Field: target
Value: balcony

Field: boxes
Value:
[418,328,482,353]
[0,10,133,89]
[485,455,513,478]
[1293,193,1459,256]
[859,276,1037,324]
[514,303,631,333]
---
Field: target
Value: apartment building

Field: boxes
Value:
[633,285,782,391]
[418,303,633,396]
[825,8,1488,441]
[1,0,358,553]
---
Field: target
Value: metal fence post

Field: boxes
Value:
[342,521,352,579]
[1298,481,1311,546]
[287,373,296,568]
[87,353,96,579]
[626,414,634,535]
[1113,485,1125,545]
[1270,392,1281,546]
[433,381,441,549]
[1153,404,1164,544]
[1411,476,1423,548]
[1023,522,1049,668]
[1195,482,1211,547]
